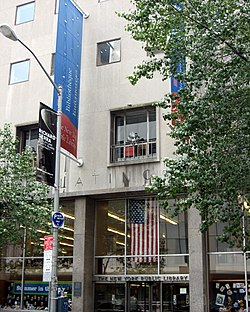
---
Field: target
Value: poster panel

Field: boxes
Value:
[37,103,57,187]
[43,235,53,282]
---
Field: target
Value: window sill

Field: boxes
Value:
[108,157,160,167]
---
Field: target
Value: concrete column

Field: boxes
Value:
[188,207,209,312]
[72,197,95,312]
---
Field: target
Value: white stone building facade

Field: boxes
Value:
[0,1,248,312]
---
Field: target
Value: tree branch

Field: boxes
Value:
[169,2,248,62]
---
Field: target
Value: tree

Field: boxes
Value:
[0,124,52,252]
[120,0,250,248]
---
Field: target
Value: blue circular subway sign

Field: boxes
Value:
[52,212,65,228]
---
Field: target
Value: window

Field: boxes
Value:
[95,200,125,258]
[55,0,59,14]
[97,39,121,66]
[15,2,35,25]
[58,201,75,257]
[9,60,30,84]
[159,206,188,254]
[50,53,55,76]
[16,124,38,153]
[110,107,156,163]
[95,198,189,275]
[208,222,240,252]
[95,284,125,312]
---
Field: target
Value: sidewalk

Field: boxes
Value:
[0,310,39,312]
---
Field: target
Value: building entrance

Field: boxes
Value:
[128,282,189,312]
[94,282,189,312]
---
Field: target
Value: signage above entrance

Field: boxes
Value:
[94,274,189,283]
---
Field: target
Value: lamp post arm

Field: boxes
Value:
[17,38,61,96]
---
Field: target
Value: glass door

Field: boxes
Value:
[151,283,161,312]
[128,283,160,312]
[162,284,189,312]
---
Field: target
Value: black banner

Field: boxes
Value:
[36,102,57,187]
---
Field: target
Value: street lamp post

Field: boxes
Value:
[0,24,62,312]
[50,85,62,312]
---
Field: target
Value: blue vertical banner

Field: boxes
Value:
[170,61,185,127]
[170,61,184,94]
[53,0,83,157]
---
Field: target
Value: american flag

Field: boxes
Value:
[129,198,159,262]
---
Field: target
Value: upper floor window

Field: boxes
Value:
[15,2,35,25]
[50,53,55,76]
[110,107,156,163]
[97,39,121,66]
[16,124,38,153]
[55,0,59,14]
[9,60,30,84]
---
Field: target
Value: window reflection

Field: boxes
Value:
[95,198,189,275]
[16,2,35,25]
[95,284,125,312]
[160,255,189,274]
[58,201,75,257]
[97,39,121,66]
[95,257,125,275]
[126,257,158,275]
[209,253,247,275]
[9,60,30,84]
[208,222,241,252]
[23,201,75,258]
[159,207,188,254]
[16,124,38,163]
[95,200,125,256]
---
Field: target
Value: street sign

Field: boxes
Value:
[52,212,64,228]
